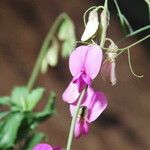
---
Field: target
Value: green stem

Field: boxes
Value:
[100,0,108,47]
[117,25,150,44]
[101,34,150,54]
[66,87,87,150]
[117,34,150,56]
[126,25,150,37]
[127,48,143,78]
[113,0,124,28]
[27,13,66,91]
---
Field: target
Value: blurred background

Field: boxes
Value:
[0,0,149,150]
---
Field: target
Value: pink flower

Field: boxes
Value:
[70,87,107,138]
[32,143,62,150]
[62,44,103,104]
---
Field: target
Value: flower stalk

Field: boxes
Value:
[66,87,87,150]
[100,0,108,47]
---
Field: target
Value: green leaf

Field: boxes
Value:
[0,111,9,120]
[0,113,24,149]
[23,132,45,150]
[58,15,76,58]
[11,87,44,111]
[11,86,28,111]
[33,91,56,123]
[0,96,11,106]
[26,88,44,111]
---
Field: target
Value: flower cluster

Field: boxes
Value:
[62,44,107,138]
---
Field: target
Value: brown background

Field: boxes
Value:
[0,0,150,150]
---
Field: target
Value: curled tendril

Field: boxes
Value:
[127,48,143,78]
[83,6,104,27]
[105,38,115,46]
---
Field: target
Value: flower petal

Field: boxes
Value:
[82,120,89,135]
[62,81,80,104]
[84,44,103,79]
[81,9,99,41]
[69,46,88,76]
[88,91,107,123]
[74,119,89,138]
[32,143,53,150]
[82,86,94,107]
[74,118,82,138]
[70,104,75,117]
[69,86,94,116]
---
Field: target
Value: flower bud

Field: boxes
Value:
[101,42,118,86]
[100,9,110,28]
[81,9,99,41]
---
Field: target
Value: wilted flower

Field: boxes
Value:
[81,9,99,41]
[62,44,103,104]
[100,9,110,28]
[32,143,62,150]
[70,86,107,138]
[101,42,118,86]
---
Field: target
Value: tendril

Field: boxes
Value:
[127,48,143,78]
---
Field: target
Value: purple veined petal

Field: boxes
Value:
[88,91,107,123]
[72,72,83,82]
[74,75,87,92]
[82,120,89,135]
[84,44,103,79]
[82,86,94,107]
[32,143,53,150]
[69,86,94,116]
[81,73,92,85]
[70,104,76,117]
[74,118,89,138]
[101,58,117,86]
[62,80,80,104]
[69,46,88,76]
[74,118,82,138]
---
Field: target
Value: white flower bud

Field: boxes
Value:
[81,9,99,41]
[100,9,110,28]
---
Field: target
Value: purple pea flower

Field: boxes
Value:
[32,143,62,150]
[62,44,103,104]
[70,86,107,138]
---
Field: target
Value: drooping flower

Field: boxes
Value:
[62,44,103,104]
[81,9,99,41]
[101,42,118,86]
[70,86,107,138]
[32,143,62,150]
